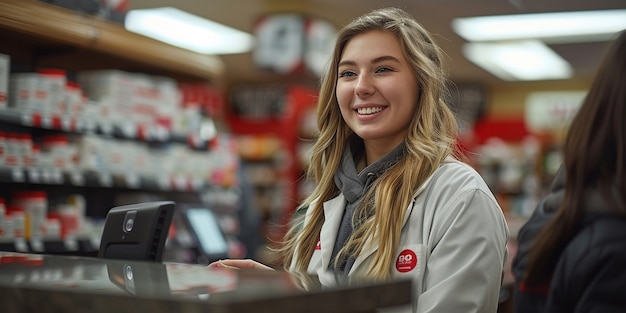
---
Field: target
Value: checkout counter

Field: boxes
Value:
[0,251,412,313]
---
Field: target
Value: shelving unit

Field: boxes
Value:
[0,0,247,262]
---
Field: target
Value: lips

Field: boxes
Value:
[356,106,385,115]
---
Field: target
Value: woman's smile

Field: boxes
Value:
[356,106,386,115]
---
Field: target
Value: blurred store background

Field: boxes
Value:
[0,1,625,310]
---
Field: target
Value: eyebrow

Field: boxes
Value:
[338,55,402,68]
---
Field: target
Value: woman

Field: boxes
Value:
[216,7,509,312]
[514,30,626,313]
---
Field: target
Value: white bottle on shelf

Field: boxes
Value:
[11,191,47,241]
[37,69,67,116]
[9,73,46,113]
[6,205,25,240]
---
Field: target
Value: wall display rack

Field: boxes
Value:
[0,0,248,262]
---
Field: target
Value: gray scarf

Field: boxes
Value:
[329,138,406,276]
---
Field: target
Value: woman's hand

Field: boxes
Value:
[208,259,274,270]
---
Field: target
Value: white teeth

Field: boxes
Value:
[357,107,384,115]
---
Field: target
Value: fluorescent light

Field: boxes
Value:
[452,9,626,43]
[125,7,254,55]
[463,40,573,81]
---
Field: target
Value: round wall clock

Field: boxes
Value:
[253,14,305,74]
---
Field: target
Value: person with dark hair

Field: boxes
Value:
[213,7,509,312]
[513,30,626,313]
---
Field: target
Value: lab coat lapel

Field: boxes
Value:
[348,196,419,276]
[318,194,346,285]
[346,162,446,276]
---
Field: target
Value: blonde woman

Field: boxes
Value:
[215,7,509,312]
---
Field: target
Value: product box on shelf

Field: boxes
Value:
[0,53,9,108]
[9,72,57,114]
[37,69,67,115]
[77,70,181,139]
[11,191,48,241]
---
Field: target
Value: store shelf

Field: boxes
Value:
[0,0,224,82]
[0,167,207,193]
[0,237,98,256]
[0,0,250,262]
[0,108,211,148]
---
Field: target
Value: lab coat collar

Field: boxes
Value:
[320,195,346,278]
[318,190,417,278]
[315,195,347,285]
[347,169,438,276]
[350,198,415,273]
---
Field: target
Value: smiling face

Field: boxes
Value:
[336,30,419,158]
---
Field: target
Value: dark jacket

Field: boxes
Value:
[513,167,626,313]
[512,167,564,312]
[545,215,626,313]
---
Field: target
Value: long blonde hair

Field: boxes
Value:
[277,7,458,279]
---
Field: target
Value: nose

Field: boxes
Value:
[354,74,374,97]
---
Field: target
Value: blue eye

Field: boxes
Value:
[376,67,392,73]
[339,70,356,78]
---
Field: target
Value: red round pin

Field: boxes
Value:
[395,249,417,273]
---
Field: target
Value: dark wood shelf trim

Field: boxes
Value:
[0,0,224,81]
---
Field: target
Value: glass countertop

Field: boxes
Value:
[0,251,412,313]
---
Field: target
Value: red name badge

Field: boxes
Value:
[395,249,417,273]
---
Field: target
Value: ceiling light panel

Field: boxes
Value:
[463,40,573,81]
[453,9,626,43]
[125,7,254,55]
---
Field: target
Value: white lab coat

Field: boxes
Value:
[291,160,509,313]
